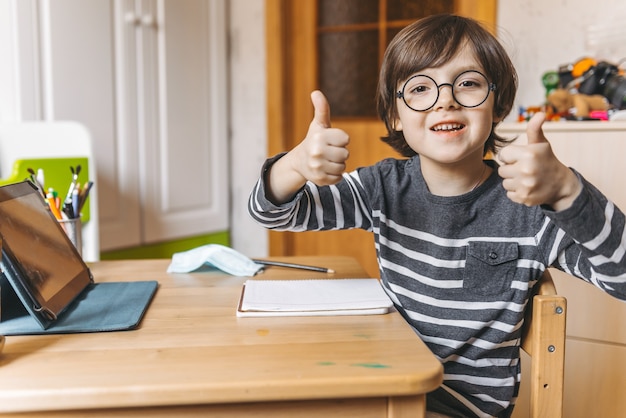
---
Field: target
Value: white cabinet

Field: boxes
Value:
[498,121,626,418]
[4,0,228,251]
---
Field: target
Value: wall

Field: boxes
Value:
[0,0,18,120]
[496,0,626,121]
[228,0,269,258]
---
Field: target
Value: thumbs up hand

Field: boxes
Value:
[265,91,350,204]
[498,112,582,210]
[292,90,350,186]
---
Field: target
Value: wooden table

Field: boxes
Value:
[0,256,443,417]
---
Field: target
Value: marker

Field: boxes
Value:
[46,194,63,220]
[251,259,335,273]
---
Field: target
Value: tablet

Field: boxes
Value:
[0,181,92,329]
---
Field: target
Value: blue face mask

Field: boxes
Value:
[166,244,263,276]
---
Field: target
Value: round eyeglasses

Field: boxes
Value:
[396,70,496,112]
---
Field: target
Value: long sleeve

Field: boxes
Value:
[248,154,374,232]
[248,155,626,417]
[540,173,626,300]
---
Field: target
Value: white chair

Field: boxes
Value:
[0,121,100,261]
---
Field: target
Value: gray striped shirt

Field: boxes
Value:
[248,155,626,417]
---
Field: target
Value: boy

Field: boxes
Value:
[248,14,626,417]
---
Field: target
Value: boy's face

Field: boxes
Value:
[394,47,498,168]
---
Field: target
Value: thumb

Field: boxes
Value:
[526,111,548,144]
[311,90,332,129]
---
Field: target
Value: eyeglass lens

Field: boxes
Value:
[398,70,494,112]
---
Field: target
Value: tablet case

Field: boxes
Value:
[0,181,158,335]
[0,279,158,335]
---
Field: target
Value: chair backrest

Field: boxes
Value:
[0,121,99,261]
[521,269,567,418]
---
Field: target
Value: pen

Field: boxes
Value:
[37,168,45,191]
[251,259,335,274]
[71,188,80,218]
[78,181,93,214]
[27,167,46,197]
[65,165,80,205]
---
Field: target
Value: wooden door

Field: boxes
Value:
[266,0,497,277]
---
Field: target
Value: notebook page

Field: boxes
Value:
[239,278,393,313]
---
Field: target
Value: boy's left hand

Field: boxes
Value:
[498,112,582,211]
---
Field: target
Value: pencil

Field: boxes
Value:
[251,259,335,274]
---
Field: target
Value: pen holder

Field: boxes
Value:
[58,218,83,257]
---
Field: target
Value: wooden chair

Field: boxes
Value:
[520,269,567,418]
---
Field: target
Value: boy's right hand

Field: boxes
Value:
[292,90,350,186]
[266,91,350,204]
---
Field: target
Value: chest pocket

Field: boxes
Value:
[464,241,519,296]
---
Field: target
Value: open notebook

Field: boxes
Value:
[0,181,157,335]
[237,278,393,317]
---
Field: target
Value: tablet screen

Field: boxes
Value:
[0,181,91,317]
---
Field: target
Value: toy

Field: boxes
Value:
[546,88,609,118]
[541,71,560,97]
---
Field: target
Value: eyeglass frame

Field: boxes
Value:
[396,70,497,112]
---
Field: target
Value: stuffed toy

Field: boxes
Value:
[547,88,609,118]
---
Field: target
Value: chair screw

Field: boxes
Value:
[555,306,563,314]
[548,345,556,352]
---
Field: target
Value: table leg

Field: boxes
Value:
[388,395,426,418]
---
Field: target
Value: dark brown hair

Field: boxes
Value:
[376,14,518,157]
